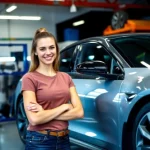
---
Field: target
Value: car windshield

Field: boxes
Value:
[110,35,150,67]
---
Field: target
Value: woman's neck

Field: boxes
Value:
[36,65,56,76]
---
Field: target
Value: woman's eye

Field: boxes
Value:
[40,48,45,51]
[49,46,55,50]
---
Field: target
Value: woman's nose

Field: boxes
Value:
[46,49,51,54]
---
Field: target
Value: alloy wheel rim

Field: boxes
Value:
[136,112,150,150]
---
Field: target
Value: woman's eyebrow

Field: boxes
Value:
[49,45,55,47]
[39,46,46,48]
[38,44,55,48]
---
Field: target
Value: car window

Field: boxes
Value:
[111,36,150,67]
[79,43,111,73]
[59,47,76,72]
[78,42,119,74]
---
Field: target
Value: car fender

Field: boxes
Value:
[122,89,150,122]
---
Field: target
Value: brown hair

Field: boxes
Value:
[29,28,60,72]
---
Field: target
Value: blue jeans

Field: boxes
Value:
[25,130,71,150]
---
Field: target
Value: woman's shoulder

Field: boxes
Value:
[58,72,74,87]
[57,71,72,81]
[58,71,70,77]
[22,71,36,80]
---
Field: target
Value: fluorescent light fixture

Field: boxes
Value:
[6,5,17,13]
[73,20,85,26]
[0,57,16,62]
[0,15,41,20]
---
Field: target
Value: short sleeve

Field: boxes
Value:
[22,73,36,92]
[68,75,75,88]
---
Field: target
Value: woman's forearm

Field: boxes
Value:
[55,106,84,121]
[28,104,69,126]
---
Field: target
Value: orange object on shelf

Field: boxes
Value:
[103,20,150,35]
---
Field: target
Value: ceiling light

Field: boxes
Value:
[6,5,17,13]
[73,20,85,26]
[70,0,77,13]
[0,15,41,20]
[0,57,16,62]
[70,4,77,13]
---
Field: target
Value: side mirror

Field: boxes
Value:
[76,61,108,75]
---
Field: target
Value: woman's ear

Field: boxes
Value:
[35,52,37,55]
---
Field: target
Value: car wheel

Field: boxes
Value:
[132,103,150,150]
[111,10,128,30]
[16,98,28,144]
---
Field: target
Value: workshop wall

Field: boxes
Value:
[0,4,106,38]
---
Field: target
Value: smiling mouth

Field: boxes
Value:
[44,56,53,61]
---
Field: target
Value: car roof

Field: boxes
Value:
[61,33,150,51]
[104,32,150,38]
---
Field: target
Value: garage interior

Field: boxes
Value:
[0,0,150,150]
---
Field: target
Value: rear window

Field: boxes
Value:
[111,36,150,67]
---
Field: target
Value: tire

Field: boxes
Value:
[111,10,128,30]
[126,103,150,150]
[16,98,28,144]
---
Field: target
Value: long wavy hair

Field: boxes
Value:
[28,28,60,72]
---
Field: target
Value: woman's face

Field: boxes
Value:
[36,37,57,66]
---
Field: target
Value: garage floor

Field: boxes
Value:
[0,121,87,150]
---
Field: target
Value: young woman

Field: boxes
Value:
[22,28,84,150]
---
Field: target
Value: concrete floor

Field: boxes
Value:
[0,121,87,150]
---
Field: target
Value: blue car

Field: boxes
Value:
[13,33,150,150]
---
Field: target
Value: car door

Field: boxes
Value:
[68,41,124,150]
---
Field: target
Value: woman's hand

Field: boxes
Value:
[27,102,43,112]
[62,103,73,111]
[68,103,73,110]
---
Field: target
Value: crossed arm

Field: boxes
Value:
[23,86,84,126]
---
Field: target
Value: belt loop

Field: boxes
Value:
[47,130,50,137]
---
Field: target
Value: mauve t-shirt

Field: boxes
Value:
[21,71,75,131]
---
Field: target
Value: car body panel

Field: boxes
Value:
[69,77,122,150]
